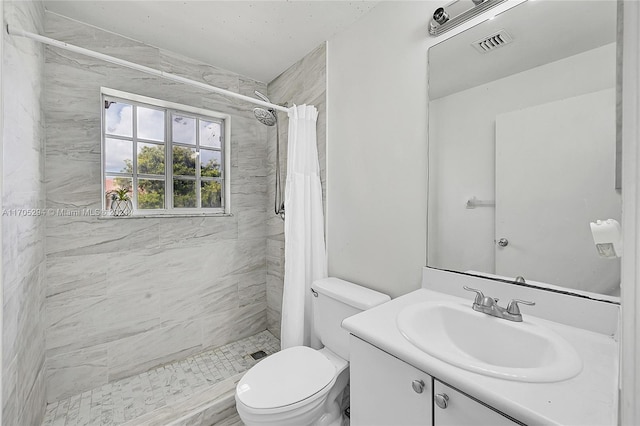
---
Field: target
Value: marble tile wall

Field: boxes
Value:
[265,44,327,337]
[44,12,269,402]
[2,1,48,425]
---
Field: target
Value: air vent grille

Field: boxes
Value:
[472,30,513,53]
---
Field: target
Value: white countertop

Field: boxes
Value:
[342,288,619,426]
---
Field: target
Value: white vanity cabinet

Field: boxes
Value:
[350,336,520,426]
[350,336,432,425]
[433,380,520,426]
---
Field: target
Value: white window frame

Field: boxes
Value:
[100,87,231,216]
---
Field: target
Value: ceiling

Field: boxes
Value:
[44,0,379,83]
[429,0,617,99]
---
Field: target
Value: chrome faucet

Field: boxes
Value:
[463,286,535,322]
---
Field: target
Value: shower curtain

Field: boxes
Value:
[281,104,327,350]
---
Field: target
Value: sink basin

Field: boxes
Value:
[397,301,583,382]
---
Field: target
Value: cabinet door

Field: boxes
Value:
[433,380,520,426]
[350,336,433,426]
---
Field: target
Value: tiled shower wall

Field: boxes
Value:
[2,1,47,425]
[265,44,327,337]
[44,12,269,403]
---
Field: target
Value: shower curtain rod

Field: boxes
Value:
[6,24,290,114]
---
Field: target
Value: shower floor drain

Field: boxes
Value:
[250,350,267,360]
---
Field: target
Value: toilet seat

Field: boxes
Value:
[236,346,336,410]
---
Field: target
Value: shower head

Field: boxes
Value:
[254,90,271,104]
[253,107,277,126]
[253,90,277,126]
[253,90,285,221]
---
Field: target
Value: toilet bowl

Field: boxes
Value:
[235,277,390,426]
[236,346,348,426]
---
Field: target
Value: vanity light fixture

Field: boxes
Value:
[429,0,509,36]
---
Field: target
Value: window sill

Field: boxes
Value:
[98,212,233,220]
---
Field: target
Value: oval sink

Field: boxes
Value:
[397,301,582,382]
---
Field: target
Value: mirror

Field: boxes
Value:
[427,0,620,297]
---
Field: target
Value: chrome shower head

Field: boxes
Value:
[253,107,277,126]
[253,90,277,126]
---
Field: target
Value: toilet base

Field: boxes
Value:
[236,366,350,426]
[314,400,344,426]
[316,365,350,426]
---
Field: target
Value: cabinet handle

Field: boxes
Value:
[411,379,425,394]
[435,393,449,409]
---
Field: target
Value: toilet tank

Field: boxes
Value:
[312,277,390,360]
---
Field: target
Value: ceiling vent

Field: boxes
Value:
[472,30,513,53]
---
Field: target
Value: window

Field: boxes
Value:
[101,88,230,216]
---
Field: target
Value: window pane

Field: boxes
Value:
[200,120,221,148]
[137,143,165,175]
[173,179,196,208]
[105,138,133,174]
[105,101,132,137]
[173,146,196,176]
[172,115,196,145]
[201,180,222,208]
[201,149,222,178]
[103,92,229,214]
[105,176,132,210]
[138,179,165,209]
[137,106,165,141]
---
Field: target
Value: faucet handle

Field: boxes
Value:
[506,299,535,315]
[463,286,484,305]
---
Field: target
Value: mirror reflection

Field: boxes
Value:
[427,0,620,296]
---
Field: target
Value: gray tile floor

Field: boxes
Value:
[42,331,280,426]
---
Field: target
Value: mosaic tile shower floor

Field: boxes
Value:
[42,331,280,426]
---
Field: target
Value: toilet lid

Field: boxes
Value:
[236,346,336,409]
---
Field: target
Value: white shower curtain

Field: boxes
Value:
[281,104,327,350]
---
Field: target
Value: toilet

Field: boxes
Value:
[235,277,390,426]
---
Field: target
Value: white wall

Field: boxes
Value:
[327,0,522,298]
[620,2,640,422]
[327,1,431,298]
[1,0,4,422]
